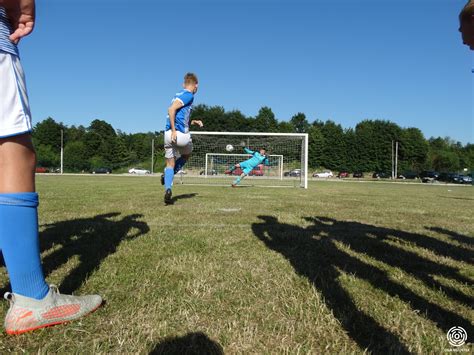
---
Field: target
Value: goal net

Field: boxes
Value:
[175,131,308,188]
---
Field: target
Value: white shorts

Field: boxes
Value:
[164,130,193,159]
[0,51,32,138]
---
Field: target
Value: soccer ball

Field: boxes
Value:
[226,144,234,152]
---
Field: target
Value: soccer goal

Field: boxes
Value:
[175,131,308,188]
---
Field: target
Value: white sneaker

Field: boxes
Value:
[4,285,102,334]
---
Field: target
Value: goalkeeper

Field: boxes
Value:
[228,147,269,187]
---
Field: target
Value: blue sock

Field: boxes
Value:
[233,177,241,185]
[164,167,174,190]
[174,157,187,175]
[0,193,49,299]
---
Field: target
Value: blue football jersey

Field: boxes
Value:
[0,7,18,56]
[165,89,194,133]
[243,148,269,168]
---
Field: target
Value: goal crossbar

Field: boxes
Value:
[191,131,308,137]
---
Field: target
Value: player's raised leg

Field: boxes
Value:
[227,163,240,174]
[174,154,189,175]
[232,172,247,187]
[172,133,193,177]
[163,130,193,204]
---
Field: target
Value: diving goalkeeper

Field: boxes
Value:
[227,147,269,187]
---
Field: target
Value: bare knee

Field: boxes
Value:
[0,134,36,192]
[0,134,36,169]
[166,158,175,168]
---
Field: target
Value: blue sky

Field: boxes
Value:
[17,0,473,143]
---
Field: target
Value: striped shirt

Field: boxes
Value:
[0,7,18,56]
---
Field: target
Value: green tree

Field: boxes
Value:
[459,144,474,171]
[399,128,428,172]
[252,107,278,132]
[307,124,325,168]
[35,144,59,168]
[191,105,226,131]
[84,119,118,166]
[66,125,86,143]
[353,120,402,172]
[344,128,356,171]
[426,137,467,172]
[319,120,347,170]
[33,117,63,150]
[225,110,249,131]
[278,121,295,133]
[290,113,309,133]
[432,151,460,172]
[89,155,106,170]
[64,141,89,171]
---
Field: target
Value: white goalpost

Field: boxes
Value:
[176,131,308,188]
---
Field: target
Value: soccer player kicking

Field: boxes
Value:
[0,0,101,334]
[228,147,269,187]
[162,73,203,204]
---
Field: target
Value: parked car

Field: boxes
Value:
[419,171,439,183]
[353,171,364,178]
[438,172,464,184]
[35,167,49,173]
[373,172,391,179]
[92,167,111,174]
[199,169,218,175]
[313,170,333,178]
[284,169,301,177]
[397,171,418,179]
[337,171,350,178]
[200,169,217,176]
[128,167,150,175]
[460,175,473,184]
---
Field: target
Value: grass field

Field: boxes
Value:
[0,176,472,353]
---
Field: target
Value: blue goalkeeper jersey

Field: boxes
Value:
[165,89,194,134]
[242,148,269,168]
[0,7,18,56]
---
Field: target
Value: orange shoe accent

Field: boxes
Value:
[18,311,33,320]
[6,303,101,335]
[41,304,80,320]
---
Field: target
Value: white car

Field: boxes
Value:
[313,170,333,178]
[128,167,150,175]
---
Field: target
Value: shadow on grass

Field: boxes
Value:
[171,193,198,203]
[426,226,473,247]
[0,212,149,295]
[150,332,223,355]
[252,216,473,353]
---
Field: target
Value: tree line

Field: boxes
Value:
[33,105,473,173]
[33,118,163,172]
